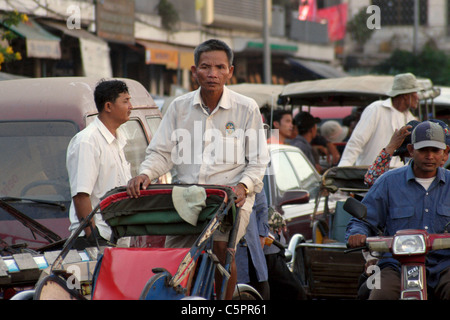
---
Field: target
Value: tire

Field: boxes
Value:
[232,284,263,300]
[233,291,259,300]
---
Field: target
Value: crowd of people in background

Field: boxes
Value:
[264,107,358,174]
[226,71,450,300]
[260,72,450,300]
[264,73,444,175]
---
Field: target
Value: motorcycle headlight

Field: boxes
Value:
[393,234,426,255]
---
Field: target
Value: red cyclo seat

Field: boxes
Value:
[92,247,191,300]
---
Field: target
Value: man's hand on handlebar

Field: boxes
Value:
[127,174,151,198]
[347,234,367,248]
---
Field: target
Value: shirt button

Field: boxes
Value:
[425,209,429,213]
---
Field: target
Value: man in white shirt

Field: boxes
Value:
[338,73,420,168]
[127,39,269,299]
[66,80,132,249]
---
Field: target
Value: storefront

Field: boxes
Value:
[137,39,194,95]
[1,18,61,77]
[39,20,112,78]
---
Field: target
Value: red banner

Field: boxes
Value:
[298,0,317,21]
[317,3,348,41]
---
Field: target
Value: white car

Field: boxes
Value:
[263,143,340,241]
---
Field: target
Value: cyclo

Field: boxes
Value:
[16,184,262,300]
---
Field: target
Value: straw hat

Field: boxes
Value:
[387,73,421,97]
[320,120,348,143]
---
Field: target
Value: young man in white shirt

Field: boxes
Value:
[66,80,132,249]
[267,109,293,145]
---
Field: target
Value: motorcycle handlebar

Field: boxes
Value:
[347,232,450,255]
[432,237,450,250]
[344,245,366,254]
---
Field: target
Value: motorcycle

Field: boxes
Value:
[344,197,450,300]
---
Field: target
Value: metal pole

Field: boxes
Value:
[263,0,271,84]
[413,0,419,55]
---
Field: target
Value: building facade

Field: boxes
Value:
[0,0,342,96]
[344,0,450,71]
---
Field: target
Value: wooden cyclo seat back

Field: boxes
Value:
[92,247,191,300]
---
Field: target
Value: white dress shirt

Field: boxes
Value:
[66,116,131,240]
[139,86,269,194]
[339,98,416,168]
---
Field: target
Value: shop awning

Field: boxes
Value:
[245,41,298,53]
[40,20,112,78]
[285,57,347,79]
[4,19,61,59]
[137,40,194,70]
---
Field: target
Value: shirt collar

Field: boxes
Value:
[94,116,126,148]
[383,98,412,115]
[193,86,231,113]
[436,166,446,184]
[218,86,231,110]
[406,160,446,184]
[382,98,395,110]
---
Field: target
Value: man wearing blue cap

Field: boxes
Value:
[346,120,450,299]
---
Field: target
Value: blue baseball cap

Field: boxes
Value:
[429,119,450,146]
[411,121,446,150]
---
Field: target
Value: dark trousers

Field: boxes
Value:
[369,266,450,300]
[246,248,270,300]
[265,252,306,300]
[73,227,109,250]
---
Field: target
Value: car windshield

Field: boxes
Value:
[271,149,320,197]
[0,121,78,249]
[0,121,77,201]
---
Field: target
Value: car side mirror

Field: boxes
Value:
[279,190,309,207]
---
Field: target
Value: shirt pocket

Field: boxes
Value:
[122,160,132,178]
[389,206,414,231]
[436,205,450,233]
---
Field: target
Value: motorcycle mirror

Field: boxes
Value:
[343,197,384,236]
[343,197,367,220]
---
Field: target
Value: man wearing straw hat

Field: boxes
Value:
[339,73,421,168]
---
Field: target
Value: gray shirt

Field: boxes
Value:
[286,135,317,166]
